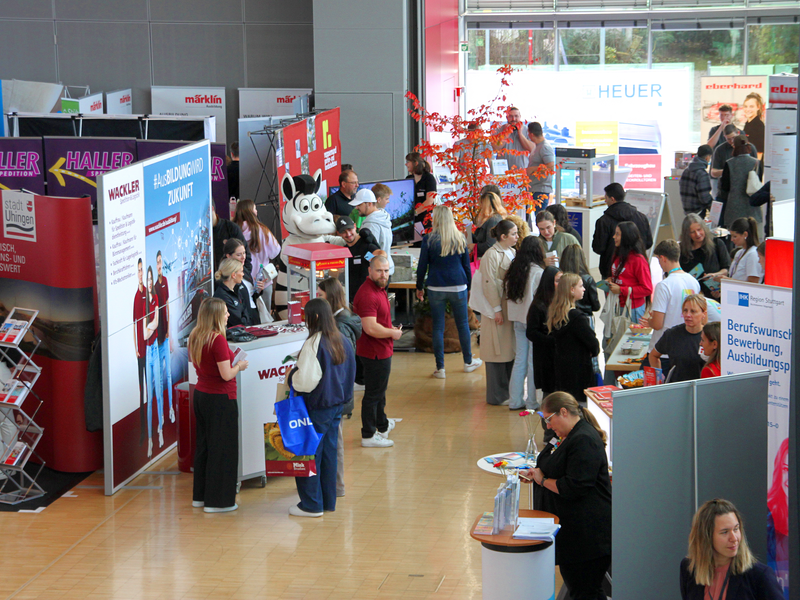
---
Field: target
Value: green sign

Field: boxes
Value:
[460,42,469,52]
[61,98,79,114]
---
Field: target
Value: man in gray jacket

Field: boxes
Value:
[350,188,394,276]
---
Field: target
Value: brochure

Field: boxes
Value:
[3,441,27,466]
[0,379,26,406]
[513,518,561,541]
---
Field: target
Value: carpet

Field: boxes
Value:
[0,463,93,512]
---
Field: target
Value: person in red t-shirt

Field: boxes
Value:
[353,256,403,448]
[606,221,653,323]
[133,259,148,444]
[188,298,249,513]
[144,266,162,458]
[700,321,721,379]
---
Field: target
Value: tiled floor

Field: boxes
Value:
[0,350,559,600]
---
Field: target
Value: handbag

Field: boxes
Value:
[468,264,495,316]
[226,326,257,343]
[470,244,481,277]
[602,288,633,359]
[274,387,323,457]
[746,168,762,196]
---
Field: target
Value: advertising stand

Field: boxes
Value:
[151,86,226,144]
[97,141,213,495]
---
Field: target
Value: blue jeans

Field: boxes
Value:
[509,321,535,409]
[146,343,164,438]
[295,404,343,513]
[158,338,174,412]
[631,304,645,323]
[428,289,472,370]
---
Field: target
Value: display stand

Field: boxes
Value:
[554,154,616,208]
[624,190,668,259]
[0,308,46,505]
[284,242,352,309]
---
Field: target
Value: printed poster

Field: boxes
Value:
[0,137,46,194]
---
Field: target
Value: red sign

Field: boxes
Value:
[287,256,346,270]
[619,154,662,190]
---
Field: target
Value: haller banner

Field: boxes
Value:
[0,137,46,194]
[151,86,226,144]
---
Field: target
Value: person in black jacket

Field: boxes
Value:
[326,170,359,218]
[547,273,600,405]
[592,183,653,279]
[212,258,252,328]
[680,498,782,600]
[471,191,507,259]
[287,299,356,517]
[559,244,600,317]
[335,216,382,304]
[212,206,252,276]
[522,392,612,600]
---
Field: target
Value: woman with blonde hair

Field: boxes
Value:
[188,298,249,513]
[234,199,281,313]
[547,273,600,405]
[742,92,765,156]
[471,191,508,259]
[679,213,730,298]
[416,205,481,378]
[649,294,708,382]
[521,391,611,600]
[681,498,781,599]
[213,257,252,327]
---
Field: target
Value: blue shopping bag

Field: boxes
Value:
[274,387,322,457]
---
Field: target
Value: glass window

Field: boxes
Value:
[604,28,648,65]
[559,29,601,66]
[559,27,648,69]
[747,24,800,74]
[651,29,744,68]
[467,29,555,69]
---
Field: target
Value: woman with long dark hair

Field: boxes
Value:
[547,273,600,405]
[288,298,355,517]
[504,236,546,410]
[405,151,437,240]
[234,198,281,315]
[700,321,721,379]
[681,498,782,599]
[560,244,599,317]
[724,217,762,283]
[526,266,562,399]
[547,203,582,245]
[189,298,249,513]
[521,392,612,600]
[606,221,653,322]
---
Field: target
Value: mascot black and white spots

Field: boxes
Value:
[274,169,344,318]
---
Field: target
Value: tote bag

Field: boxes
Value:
[468,266,495,316]
[746,168,762,196]
[274,387,322,457]
[470,245,481,276]
[601,288,633,359]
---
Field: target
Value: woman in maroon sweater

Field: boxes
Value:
[606,221,653,322]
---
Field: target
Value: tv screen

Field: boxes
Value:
[328,178,415,246]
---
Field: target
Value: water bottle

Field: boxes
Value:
[257,263,268,283]
[229,196,237,219]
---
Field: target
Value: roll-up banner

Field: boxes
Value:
[106,89,132,115]
[0,80,5,136]
[0,190,103,471]
[151,86,225,144]
[275,108,341,238]
[721,279,791,596]
[238,88,312,119]
[97,140,213,495]
[0,137,46,194]
[43,136,136,208]
[699,76,768,149]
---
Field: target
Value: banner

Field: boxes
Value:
[276,109,341,237]
[210,142,230,217]
[44,136,136,208]
[0,191,102,471]
[97,140,213,494]
[700,76,768,150]
[151,86,226,144]
[721,280,791,595]
[619,154,662,190]
[238,88,312,118]
[768,75,798,108]
[0,80,4,137]
[106,89,132,114]
[0,137,46,194]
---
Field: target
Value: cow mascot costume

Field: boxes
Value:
[274,169,344,318]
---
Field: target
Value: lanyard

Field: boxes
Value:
[708,566,731,600]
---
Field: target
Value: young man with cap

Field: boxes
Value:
[335,215,382,304]
[350,188,394,277]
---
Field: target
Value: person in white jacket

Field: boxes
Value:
[350,188,395,276]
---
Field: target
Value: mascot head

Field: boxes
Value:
[281,169,336,238]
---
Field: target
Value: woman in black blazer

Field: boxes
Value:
[525,267,561,397]
[681,498,783,600]
[522,392,612,600]
[547,273,600,405]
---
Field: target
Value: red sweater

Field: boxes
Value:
[611,253,653,310]
[701,362,721,378]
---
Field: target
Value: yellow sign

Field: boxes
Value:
[575,121,619,156]
[47,157,97,188]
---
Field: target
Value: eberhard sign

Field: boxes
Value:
[151,86,227,143]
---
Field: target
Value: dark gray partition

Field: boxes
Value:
[612,371,769,600]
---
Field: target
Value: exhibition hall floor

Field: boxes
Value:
[0,350,558,600]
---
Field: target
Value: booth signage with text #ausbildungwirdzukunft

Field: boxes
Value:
[721,279,790,595]
[0,137,45,194]
[105,89,132,115]
[151,86,225,144]
[98,140,213,494]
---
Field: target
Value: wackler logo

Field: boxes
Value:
[728,291,749,307]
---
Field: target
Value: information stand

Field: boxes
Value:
[624,190,667,258]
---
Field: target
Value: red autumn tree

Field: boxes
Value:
[405,65,554,228]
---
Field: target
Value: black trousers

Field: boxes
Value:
[360,356,391,438]
[193,390,239,508]
[560,555,611,600]
[137,356,147,443]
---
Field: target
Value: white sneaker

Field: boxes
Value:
[378,418,397,439]
[354,383,365,392]
[192,500,204,508]
[289,504,323,518]
[169,408,176,423]
[464,358,483,373]
[158,429,164,448]
[361,433,394,448]
[204,504,238,513]
[147,439,153,458]
[433,369,446,379]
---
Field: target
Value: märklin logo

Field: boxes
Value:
[2,192,36,242]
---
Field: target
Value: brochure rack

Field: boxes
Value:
[0,308,46,505]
